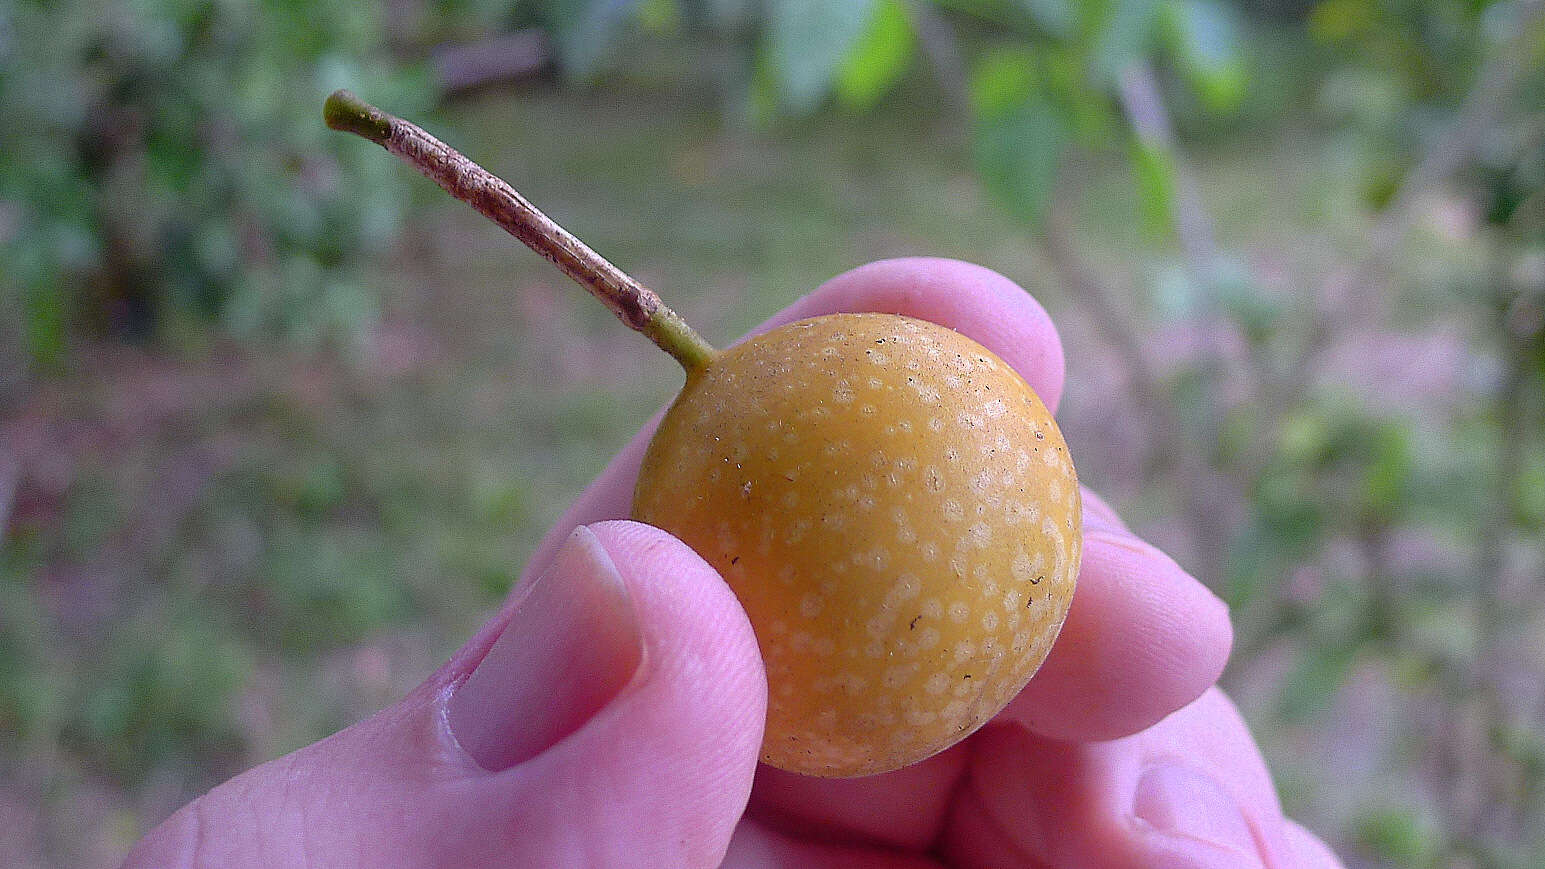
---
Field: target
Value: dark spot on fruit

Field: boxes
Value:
[1034,430,1045,440]
[910,615,922,630]
[731,555,740,565]
[963,673,972,679]
[1032,575,1044,585]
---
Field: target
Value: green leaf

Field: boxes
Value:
[1042,45,1117,143]
[1354,806,1439,865]
[765,0,879,114]
[1092,0,1162,86]
[973,99,1069,228]
[969,45,1041,120]
[834,0,915,109]
[1211,257,1280,342]
[1128,133,1177,238]
[1306,0,1376,43]
[1162,0,1247,112]
[1278,640,1357,723]
[1360,421,1413,521]
[634,0,682,33]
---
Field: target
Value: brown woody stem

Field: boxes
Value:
[323,89,718,374]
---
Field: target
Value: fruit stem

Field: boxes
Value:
[323,89,718,374]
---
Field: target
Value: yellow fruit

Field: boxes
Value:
[634,313,1081,777]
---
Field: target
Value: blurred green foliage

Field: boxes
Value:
[0,0,429,367]
[3,1,1544,867]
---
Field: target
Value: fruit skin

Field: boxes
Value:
[633,312,1081,777]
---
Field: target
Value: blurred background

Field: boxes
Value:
[2,0,1542,866]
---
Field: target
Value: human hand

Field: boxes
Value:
[124,258,1343,868]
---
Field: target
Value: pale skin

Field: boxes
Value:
[124,258,1345,868]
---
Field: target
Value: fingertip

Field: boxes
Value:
[1080,487,1129,535]
[583,519,769,731]
[491,520,767,866]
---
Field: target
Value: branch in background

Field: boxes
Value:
[1292,0,1545,378]
[902,0,972,110]
[907,0,1181,456]
[1116,62,1254,483]
[432,30,554,96]
[1040,205,1171,431]
[909,0,1241,584]
[1117,64,1220,279]
[0,448,15,542]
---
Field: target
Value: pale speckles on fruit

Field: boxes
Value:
[967,522,992,547]
[1002,588,1023,613]
[885,573,920,606]
[884,662,921,689]
[924,671,951,695]
[942,699,970,723]
[633,312,1081,777]
[924,465,945,492]
[800,592,824,618]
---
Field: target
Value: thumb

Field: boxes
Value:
[123,521,767,869]
[451,520,769,865]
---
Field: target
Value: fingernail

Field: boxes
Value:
[449,525,643,770]
[1133,762,1262,861]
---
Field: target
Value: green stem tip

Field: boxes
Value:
[324,90,391,145]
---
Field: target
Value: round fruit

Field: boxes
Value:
[634,313,1081,777]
